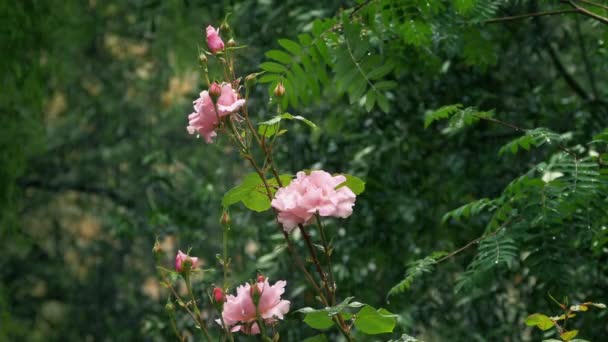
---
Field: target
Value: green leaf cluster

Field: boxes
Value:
[298,297,396,335]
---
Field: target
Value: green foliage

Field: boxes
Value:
[442,198,495,223]
[222,173,292,212]
[298,298,396,336]
[259,19,335,109]
[258,112,317,138]
[424,104,494,132]
[498,128,564,156]
[526,299,606,341]
[387,251,447,298]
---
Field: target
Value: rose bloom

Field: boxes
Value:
[220,279,290,334]
[271,170,356,232]
[187,83,245,143]
[206,25,224,53]
[175,250,199,272]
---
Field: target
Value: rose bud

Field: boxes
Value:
[206,25,225,54]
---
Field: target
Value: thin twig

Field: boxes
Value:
[565,0,608,24]
[577,0,608,11]
[484,9,578,23]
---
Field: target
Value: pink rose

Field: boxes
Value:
[186,83,245,143]
[175,250,199,272]
[219,279,290,335]
[271,170,357,232]
[206,25,224,54]
[216,84,245,116]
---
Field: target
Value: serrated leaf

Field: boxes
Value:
[354,305,397,335]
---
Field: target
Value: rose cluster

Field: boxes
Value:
[271,170,357,232]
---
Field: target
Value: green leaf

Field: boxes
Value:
[258,113,317,138]
[400,20,432,47]
[424,104,462,128]
[258,74,280,83]
[354,305,397,335]
[336,174,365,195]
[265,50,292,64]
[302,311,335,330]
[376,92,390,113]
[260,62,287,73]
[454,0,476,14]
[374,81,398,90]
[524,313,554,331]
[278,39,302,56]
[367,63,394,80]
[560,330,579,341]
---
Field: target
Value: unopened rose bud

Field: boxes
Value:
[209,82,222,100]
[257,275,265,283]
[198,53,208,65]
[245,74,257,88]
[220,211,231,226]
[152,239,163,255]
[213,287,225,303]
[206,25,224,54]
[220,22,230,33]
[274,82,285,98]
[227,38,236,48]
[165,302,175,314]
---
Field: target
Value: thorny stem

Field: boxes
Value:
[186,274,213,342]
[159,271,212,342]
[168,311,184,342]
[314,213,337,304]
[297,223,332,299]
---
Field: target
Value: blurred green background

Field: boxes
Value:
[1,0,607,341]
